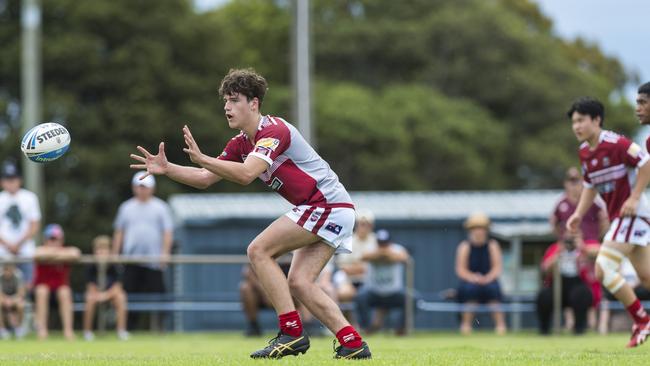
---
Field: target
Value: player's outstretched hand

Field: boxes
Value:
[130,142,169,177]
[182,125,205,165]
[620,197,639,217]
[566,213,582,235]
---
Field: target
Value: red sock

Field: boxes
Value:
[336,325,362,348]
[626,299,650,324]
[279,310,302,337]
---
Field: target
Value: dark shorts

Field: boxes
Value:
[123,265,165,294]
[457,281,502,303]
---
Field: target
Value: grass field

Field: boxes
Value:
[0,331,649,365]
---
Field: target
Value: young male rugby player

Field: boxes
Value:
[130,68,371,359]
[637,82,650,151]
[566,97,650,347]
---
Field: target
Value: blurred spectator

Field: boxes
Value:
[550,167,608,242]
[0,264,26,339]
[112,171,173,330]
[356,229,409,335]
[0,160,41,285]
[336,209,377,288]
[83,235,129,341]
[536,234,599,335]
[33,224,80,340]
[549,167,608,331]
[455,213,506,335]
[240,254,292,337]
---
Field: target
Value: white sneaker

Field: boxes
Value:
[14,325,27,339]
[83,331,95,341]
[117,330,130,341]
[0,328,10,340]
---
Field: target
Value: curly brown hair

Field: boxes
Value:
[218,68,268,107]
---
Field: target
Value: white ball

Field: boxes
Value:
[21,122,71,163]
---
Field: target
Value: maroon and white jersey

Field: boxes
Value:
[579,130,650,219]
[552,194,604,241]
[218,115,353,208]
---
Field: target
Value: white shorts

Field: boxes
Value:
[604,216,650,246]
[285,204,355,254]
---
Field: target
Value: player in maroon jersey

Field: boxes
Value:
[637,82,650,151]
[130,68,370,359]
[566,97,650,347]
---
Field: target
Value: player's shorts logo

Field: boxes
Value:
[310,212,321,222]
[325,222,342,235]
[634,230,646,237]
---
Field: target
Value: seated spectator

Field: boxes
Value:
[240,254,292,337]
[536,234,599,335]
[356,229,409,335]
[33,224,80,340]
[83,235,129,341]
[0,264,26,339]
[455,213,506,335]
[336,209,377,289]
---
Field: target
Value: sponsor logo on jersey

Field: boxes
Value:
[591,158,598,167]
[627,143,642,158]
[256,138,280,150]
[603,157,610,167]
[325,222,342,235]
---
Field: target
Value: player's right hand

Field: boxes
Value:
[566,213,582,234]
[130,142,169,177]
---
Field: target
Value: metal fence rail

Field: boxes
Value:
[0,255,416,333]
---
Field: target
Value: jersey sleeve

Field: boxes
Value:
[580,163,593,188]
[217,135,244,163]
[248,123,290,166]
[617,136,649,168]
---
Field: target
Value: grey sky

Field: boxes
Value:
[534,0,648,88]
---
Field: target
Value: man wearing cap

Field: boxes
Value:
[455,213,506,335]
[356,229,409,335]
[112,171,174,330]
[0,160,41,285]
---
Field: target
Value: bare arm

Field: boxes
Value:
[183,125,268,185]
[455,242,477,283]
[620,160,650,217]
[16,220,40,250]
[112,229,123,256]
[34,246,80,262]
[130,142,222,190]
[162,230,173,256]
[483,240,503,283]
[566,186,598,234]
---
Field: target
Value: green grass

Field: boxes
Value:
[0,331,649,365]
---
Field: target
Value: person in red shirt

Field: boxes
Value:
[566,97,650,347]
[32,224,80,340]
[536,234,600,334]
[551,167,609,242]
[130,68,370,359]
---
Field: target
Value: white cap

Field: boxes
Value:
[132,171,156,188]
[356,208,375,225]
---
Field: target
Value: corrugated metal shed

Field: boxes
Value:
[169,190,562,223]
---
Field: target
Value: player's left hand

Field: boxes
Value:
[620,197,639,217]
[182,125,205,165]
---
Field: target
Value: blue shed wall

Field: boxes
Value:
[174,218,536,331]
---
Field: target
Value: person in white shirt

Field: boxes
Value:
[0,160,41,285]
[355,229,409,335]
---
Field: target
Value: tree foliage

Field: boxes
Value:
[0,0,637,247]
